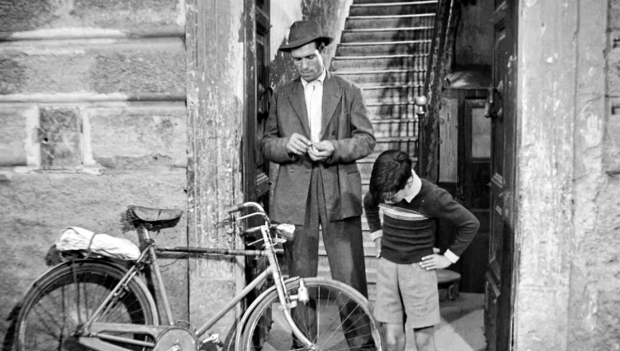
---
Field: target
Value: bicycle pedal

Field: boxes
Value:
[201,333,223,347]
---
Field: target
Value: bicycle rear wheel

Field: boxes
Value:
[241,277,382,351]
[15,259,157,351]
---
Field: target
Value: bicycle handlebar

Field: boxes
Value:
[240,226,262,236]
[225,201,265,214]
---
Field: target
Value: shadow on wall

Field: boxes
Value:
[302,0,353,68]
[2,305,18,351]
[269,0,352,87]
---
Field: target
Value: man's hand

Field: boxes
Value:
[419,254,451,271]
[286,133,312,156]
[308,140,334,162]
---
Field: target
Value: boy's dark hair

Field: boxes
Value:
[369,150,413,202]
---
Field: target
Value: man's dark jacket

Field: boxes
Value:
[263,71,376,224]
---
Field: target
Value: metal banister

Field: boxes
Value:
[418,0,460,182]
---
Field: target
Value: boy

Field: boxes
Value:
[363,150,479,351]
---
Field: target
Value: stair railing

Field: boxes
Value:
[416,0,460,181]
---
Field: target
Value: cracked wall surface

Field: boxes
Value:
[515,0,620,350]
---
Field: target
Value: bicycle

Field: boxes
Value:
[14,201,383,351]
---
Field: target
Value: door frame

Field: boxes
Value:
[484,0,518,350]
[243,0,271,205]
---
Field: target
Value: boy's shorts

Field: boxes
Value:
[374,258,440,329]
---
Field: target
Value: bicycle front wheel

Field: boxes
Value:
[15,259,157,351]
[241,277,382,351]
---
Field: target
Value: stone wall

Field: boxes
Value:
[0,0,362,346]
[0,0,189,343]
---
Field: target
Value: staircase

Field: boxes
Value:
[320,0,438,301]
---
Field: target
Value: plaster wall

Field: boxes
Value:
[184,0,246,342]
[0,0,189,343]
[515,0,620,350]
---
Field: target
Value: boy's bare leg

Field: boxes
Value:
[413,326,437,351]
[384,323,406,351]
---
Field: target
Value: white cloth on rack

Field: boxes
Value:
[56,226,140,261]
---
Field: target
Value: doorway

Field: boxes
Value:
[434,0,518,348]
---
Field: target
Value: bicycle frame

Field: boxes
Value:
[76,202,314,351]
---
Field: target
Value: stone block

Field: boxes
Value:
[607,41,620,97]
[90,40,185,95]
[0,56,26,94]
[0,38,185,97]
[87,103,187,169]
[0,0,56,32]
[0,0,184,32]
[0,104,38,167]
[611,1,620,30]
[39,107,82,169]
[607,113,620,174]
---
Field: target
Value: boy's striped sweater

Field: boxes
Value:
[363,179,480,264]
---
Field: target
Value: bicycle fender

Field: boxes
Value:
[11,259,96,317]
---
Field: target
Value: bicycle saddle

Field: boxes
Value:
[127,205,184,223]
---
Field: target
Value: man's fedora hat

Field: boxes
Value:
[279,20,333,52]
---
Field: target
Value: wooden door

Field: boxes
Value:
[457,97,491,293]
[484,0,517,350]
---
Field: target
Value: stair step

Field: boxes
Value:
[352,0,437,5]
[371,118,418,138]
[365,138,419,162]
[331,54,428,71]
[362,85,424,101]
[349,2,437,16]
[366,102,418,119]
[319,242,378,257]
[334,69,425,85]
[375,135,418,143]
[369,139,418,156]
[365,97,422,106]
[360,147,418,163]
[317,225,377,241]
[358,149,417,176]
[345,14,435,29]
[336,40,431,56]
[354,0,435,4]
[341,27,433,42]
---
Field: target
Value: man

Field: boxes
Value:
[262,20,376,348]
